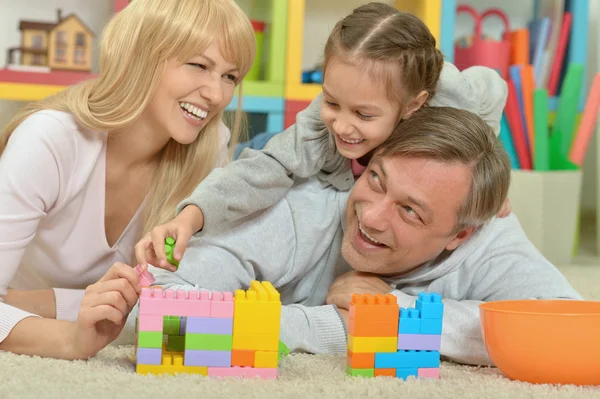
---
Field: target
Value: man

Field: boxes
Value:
[142,107,581,366]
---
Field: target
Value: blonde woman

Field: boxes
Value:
[0,0,254,359]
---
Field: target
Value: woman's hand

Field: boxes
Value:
[134,205,204,271]
[69,262,142,360]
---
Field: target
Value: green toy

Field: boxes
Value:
[164,237,180,269]
[278,341,290,361]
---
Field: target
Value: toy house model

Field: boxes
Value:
[6,9,94,72]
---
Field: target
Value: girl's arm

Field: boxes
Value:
[177,93,352,236]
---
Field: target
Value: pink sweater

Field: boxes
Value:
[0,110,229,343]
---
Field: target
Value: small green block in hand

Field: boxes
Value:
[164,237,180,269]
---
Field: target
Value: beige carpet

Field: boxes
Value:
[2,264,600,399]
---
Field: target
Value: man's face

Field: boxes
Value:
[342,154,475,276]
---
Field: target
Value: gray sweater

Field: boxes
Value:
[176,62,509,234]
[148,177,582,366]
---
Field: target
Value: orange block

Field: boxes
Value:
[348,316,398,337]
[375,368,396,377]
[231,349,255,367]
[349,294,399,323]
[347,350,375,369]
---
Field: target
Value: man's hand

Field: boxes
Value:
[326,271,392,310]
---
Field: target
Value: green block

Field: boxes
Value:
[346,365,374,378]
[278,341,290,361]
[167,335,186,352]
[138,331,163,349]
[163,316,180,336]
[185,334,233,351]
[164,237,180,268]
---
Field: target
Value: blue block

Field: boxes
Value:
[398,308,421,334]
[375,350,440,369]
[420,318,443,335]
[396,368,418,380]
[415,293,444,319]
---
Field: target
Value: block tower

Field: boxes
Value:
[135,274,283,379]
[346,292,444,379]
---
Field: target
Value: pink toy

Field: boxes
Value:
[454,5,511,80]
[134,264,156,287]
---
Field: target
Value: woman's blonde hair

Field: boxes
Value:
[0,0,255,238]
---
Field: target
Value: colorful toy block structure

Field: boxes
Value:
[135,278,283,379]
[346,292,444,380]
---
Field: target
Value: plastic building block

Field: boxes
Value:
[418,368,440,379]
[232,333,279,352]
[278,341,290,360]
[347,350,375,368]
[139,287,211,317]
[349,294,399,337]
[348,335,397,353]
[420,318,443,335]
[135,264,156,287]
[396,368,418,380]
[397,334,441,351]
[185,334,233,351]
[232,350,255,367]
[135,280,283,379]
[346,367,374,377]
[209,291,234,318]
[137,348,162,365]
[166,335,185,352]
[186,317,233,335]
[346,291,445,380]
[346,366,375,377]
[184,350,232,367]
[398,308,422,334]
[254,351,278,368]
[138,315,163,332]
[375,350,440,369]
[164,237,180,269]
[375,368,396,377]
[415,293,444,319]
[137,331,163,349]
[163,316,181,335]
[208,367,277,379]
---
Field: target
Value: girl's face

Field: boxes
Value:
[147,43,240,145]
[320,57,403,160]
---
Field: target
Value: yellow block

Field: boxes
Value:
[348,335,397,353]
[394,0,442,48]
[234,281,282,323]
[0,82,66,101]
[136,364,208,376]
[254,351,279,368]
[232,333,279,352]
[234,316,279,335]
[285,0,305,87]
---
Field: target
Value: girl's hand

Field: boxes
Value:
[496,197,512,218]
[134,206,204,271]
[70,262,141,360]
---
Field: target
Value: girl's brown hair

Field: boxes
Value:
[323,2,444,108]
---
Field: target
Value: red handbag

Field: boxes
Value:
[454,5,511,79]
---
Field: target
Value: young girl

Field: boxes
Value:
[136,2,508,270]
[0,0,255,359]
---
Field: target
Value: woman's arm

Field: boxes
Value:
[0,262,141,359]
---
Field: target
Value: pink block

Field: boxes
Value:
[418,368,440,379]
[138,314,164,332]
[207,367,277,379]
[134,264,155,287]
[139,287,210,317]
[210,291,234,318]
